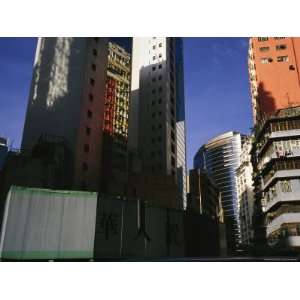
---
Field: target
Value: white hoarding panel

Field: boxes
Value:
[0,186,97,260]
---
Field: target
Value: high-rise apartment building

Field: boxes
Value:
[251,106,300,253]
[21,37,108,192]
[248,37,300,124]
[101,42,131,194]
[235,136,255,246]
[128,37,187,209]
[194,131,245,252]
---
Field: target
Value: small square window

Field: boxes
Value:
[276,44,287,51]
[259,47,269,52]
[152,66,156,71]
[171,143,175,153]
[86,127,91,135]
[159,53,162,58]
[152,56,156,60]
[277,56,288,62]
[159,64,162,69]
[158,98,162,104]
[92,64,96,71]
[84,144,90,153]
[159,43,162,47]
[89,93,93,102]
[82,162,88,171]
[90,78,95,86]
[152,45,156,50]
[158,75,162,80]
[260,57,272,64]
[171,131,175,141]
[87,110,93,118]
[258,37,268,42]
[93,49,98,57]
[171,156,176,167]
[171,119,175,129]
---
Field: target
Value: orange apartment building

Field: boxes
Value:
[249,37,300,124]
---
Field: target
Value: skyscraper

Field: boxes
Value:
[101,42,131,195]
[21,37,108,191]
[194,131,245,252]
[248,37,300,124]
[128,37,187,209]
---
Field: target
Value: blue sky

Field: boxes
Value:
[0,37,252,168]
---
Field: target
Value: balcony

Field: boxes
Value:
[267,212,300,236]
[256,129,300,158]
[263,169,300,191]
[265,188,300,212]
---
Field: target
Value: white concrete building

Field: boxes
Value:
[128,37,187,209]
[236,136,255,245]
[21,38,108,191]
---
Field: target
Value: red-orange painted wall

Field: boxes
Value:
[251,37,300,120]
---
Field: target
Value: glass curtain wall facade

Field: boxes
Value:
[194,131,245,252]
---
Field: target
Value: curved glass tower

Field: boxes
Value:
[194,131,245,252]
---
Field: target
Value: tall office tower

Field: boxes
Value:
[194,131,245,253]
[251,106,300,253]
[21,37,108,191]
[248,37,300,124]
[128,37,187,209]
[235,136,255,246]
[101,42,131,194]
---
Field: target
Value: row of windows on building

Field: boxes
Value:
[259,44,287,52]
[265,180,294,203]
[261,55,289,64]
[263,159,300,184]
[258,37,285,42]
[152,43,163,50]
[81,42,101,179]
